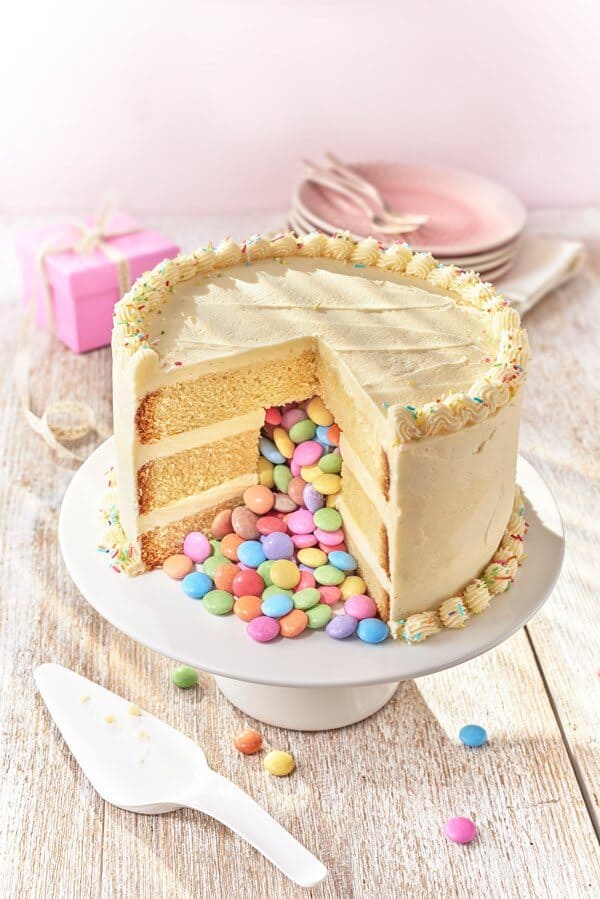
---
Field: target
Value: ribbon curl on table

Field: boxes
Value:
[15,201,133,462]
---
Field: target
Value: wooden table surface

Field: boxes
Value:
[1,210,598,899]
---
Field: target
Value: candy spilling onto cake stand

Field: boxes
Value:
[59,440,564,731]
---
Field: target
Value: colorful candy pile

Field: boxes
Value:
[163,396,390,645]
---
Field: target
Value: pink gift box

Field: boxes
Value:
[15,212,180,353]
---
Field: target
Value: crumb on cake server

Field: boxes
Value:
[109,231,529,634]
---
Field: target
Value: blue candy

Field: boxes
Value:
[328,550,357,572]
[458,724,488,747]
[259,436,286,464]
[316,425,336,446]
[181,571,213,599]
[261,593,294,619]
[356,618,390,644]
[237,540,266,568]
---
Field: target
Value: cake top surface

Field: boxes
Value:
[113,232,528,440]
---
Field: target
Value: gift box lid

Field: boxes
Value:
[16,212,180,298]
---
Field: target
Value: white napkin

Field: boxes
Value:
[496,236,585,315]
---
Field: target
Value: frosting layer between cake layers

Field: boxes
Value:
[111,232,528,628]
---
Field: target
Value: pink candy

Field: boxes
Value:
[183,531,211,563]
[345,594,377,620]
[314,527,344,546]
[292,533,318,548]
[296,570,317,590]
[444,817,477,844]
[281,407,306,430]
[293,440,323,467]
[247,616,280,643]
[290,458,301,477]
[318,585,341,606]
[287,509,314,534]
[264,407,282,425]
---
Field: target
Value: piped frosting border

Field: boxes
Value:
[112,231,529,444]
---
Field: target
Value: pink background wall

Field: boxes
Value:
[2,0,597,214]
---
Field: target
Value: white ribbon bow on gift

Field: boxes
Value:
[15,201,137,462]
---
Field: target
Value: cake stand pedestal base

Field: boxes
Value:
[214,676,400,730]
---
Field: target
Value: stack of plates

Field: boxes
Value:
[289,162,526,280]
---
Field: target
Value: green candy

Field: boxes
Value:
[319,452,342,474]
[202,555,231,579]
[306,603,333,629]
[203,589,234,615]
[289,419,317,443]
[257,559,275,587]
[171,665,198,689]
[209,539,221,555]
[273,464,293,492]
[313,507,342,532]
[262,584,293,600]
[292,587,320,610]
[314,564,345,586]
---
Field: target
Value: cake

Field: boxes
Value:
[108,231,529,640]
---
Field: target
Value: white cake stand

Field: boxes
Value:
[59,440,564,731]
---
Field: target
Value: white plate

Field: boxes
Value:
[59,440,564,690]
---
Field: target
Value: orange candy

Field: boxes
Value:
[233,728,263,754]
[327,424,340,446]
[243,485,275,515]
[234,595,263,622]
[214,563,237,592]
[279,608,308,638]
[221,532,244,561]
[162,554,194,580]
[211,508,234,539]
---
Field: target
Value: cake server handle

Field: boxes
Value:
[181,770,328,887]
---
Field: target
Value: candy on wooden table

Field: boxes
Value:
[306,396,334,426]
[459,724,488,747]
[326,614,358,639]
[171,665,199,688]
[262,593,294,619]
[259,436,285,464]
[340,575,367,599]
[211,508,234,539]
[270,559,301,589]
[279,608,308,637]
[328,550,357,572]
[233,595,264,622]
[232,568,265,597]
[237,540,267,568]
[234,728,263,754]
[221,532,244,561]
[345,594,377,620]
[181,571,213,599]
[297,548,328,568]
[183,532,211,564]
[273,464,293,492]
[444,817,478,844]
[318,585,341,606]
[231,506,259,540]
[314,564,345,586]
[163,554,194,580]
[289,418,317,443]
[247,616,280,642]
[293,440,324,467]
[203,589,235,615]
[356,617,389,643]
[306,603,333,628]
[257,456,275,488]
[213,563,237,592]
[264,750,295,776]
[263,531,294,560]
[292,587,320,610]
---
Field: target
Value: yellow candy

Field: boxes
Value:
[297,548,327,568]
[270,559,301,589]
[306,397,334,426]
[257,457,275,488]
[300,464,321,483]
[326,494,338,508]
[341,575,367,600]
[273,426,295,459]
[313,473,341,495]
[264,750,295,777]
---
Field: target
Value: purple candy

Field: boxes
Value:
[263,532,294,560]
[247,616,280,643]
[326,614,358,640]
[303,483,324,512]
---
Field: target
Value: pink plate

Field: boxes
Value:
[295,162,526,257]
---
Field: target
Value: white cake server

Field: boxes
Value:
[34,663,327,888]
